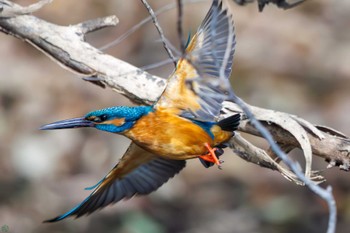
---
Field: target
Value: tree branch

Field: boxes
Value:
[222,102,350,172]
[0,6,165,104]
[0,0,52,17]
[233,0,305,11]
[140,0,177,66]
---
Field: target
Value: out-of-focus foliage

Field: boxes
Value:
[0,0,349,233]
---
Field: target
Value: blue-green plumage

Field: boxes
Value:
[95,121,134,133]
[190,120,215,139]
[86,106,154,133]
[85,106,153,122]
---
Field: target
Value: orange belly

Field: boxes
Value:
[124,109,232,160]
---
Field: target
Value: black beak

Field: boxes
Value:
[39,117,95,130]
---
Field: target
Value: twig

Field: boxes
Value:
[0,0,52,17]
[257,0,305,11]
[230,134,325,185]
[100,0,206,51]
[99,1,176,51]
[140,0,177,67]
[139,57,178,71]
[75,16,119,35]
[176,0,185,54]
[222,101,350,168]
[0,11,166,103]
[232,0,305,11]
[230,95,336,233]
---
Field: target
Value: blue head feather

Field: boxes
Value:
[85,106,153,133]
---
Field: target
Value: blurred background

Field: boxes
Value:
[0,0,350,232]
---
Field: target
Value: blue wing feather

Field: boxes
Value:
[157,0,236,122]
[185,0,236,121]
[44,144,186,222]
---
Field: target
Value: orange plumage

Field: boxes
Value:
[125,107,233,160]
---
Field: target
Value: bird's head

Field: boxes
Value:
[40,106,152,133]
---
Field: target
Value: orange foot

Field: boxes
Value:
[199,143,221,166]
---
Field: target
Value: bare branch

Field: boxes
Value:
[222,102,350,171]
[100,0,206,51]
[75,16,119,35]
[233,0,305,11]
[257,0,305,11]
[0,2,165,104]
[227,95,336,233]
[230,134,325,185]
[140,0,177,66]
[0,0,52,17]
[176,0,185,54]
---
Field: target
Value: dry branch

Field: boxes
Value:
[0,5,166,104]
[233,0,305,11]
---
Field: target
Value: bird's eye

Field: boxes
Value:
[87,114,108,123]
[100,114,108,121]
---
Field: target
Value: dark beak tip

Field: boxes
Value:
[39,125,48,130]
[39,125,58,130]
[39,117,95,130]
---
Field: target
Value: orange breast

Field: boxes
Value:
[124,108,232,160]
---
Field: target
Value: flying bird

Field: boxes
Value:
[40,0,239,222]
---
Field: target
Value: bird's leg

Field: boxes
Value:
[199,143,221,166]
[199,147,224,168]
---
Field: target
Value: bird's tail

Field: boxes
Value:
[217,113,240,132]
[199,113,240,168]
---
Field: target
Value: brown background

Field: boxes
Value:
[0,0,349,232]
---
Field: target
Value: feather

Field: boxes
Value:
[217,113,240,132]
[156,0,236,122]
[44,143,186,222]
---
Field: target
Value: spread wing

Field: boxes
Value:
[156,0,236,121]
[44,143,186,222]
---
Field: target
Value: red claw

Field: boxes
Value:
[199,143,221,166]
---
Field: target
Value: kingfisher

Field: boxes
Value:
[40,0,240,222]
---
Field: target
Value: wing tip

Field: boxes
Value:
[217,113,241,131]
[43,214,70,223]
[43,196,89,223]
